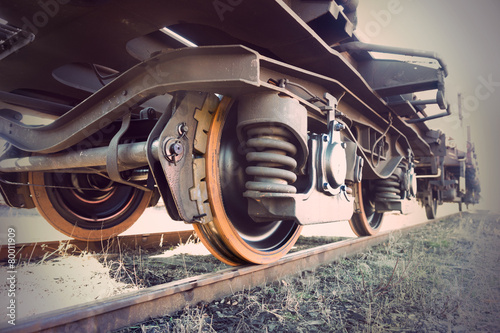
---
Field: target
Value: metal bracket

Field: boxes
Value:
[106,113,150,190]
[318,93,347,196]
[146,100,182,221]
[157,92,218,224]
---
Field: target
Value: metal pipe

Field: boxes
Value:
[406,105,452,124]
[416,168,441,179]
[405,111,450,123]
[0,91,72,116]
[334,42,448,77]
[409,99,437,106]
[0,140,159,173]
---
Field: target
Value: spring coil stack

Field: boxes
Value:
[374,165,405,201]
[244,126,298,194]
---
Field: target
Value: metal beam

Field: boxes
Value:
[334,42,448,77]
[0,46,260,154]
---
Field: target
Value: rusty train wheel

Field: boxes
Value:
[349,181,384,236]
[193,97,302,266]
[29,172,152,241]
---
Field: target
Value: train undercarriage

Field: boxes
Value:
[0,0,480,265]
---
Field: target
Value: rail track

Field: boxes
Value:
[0,211,472,333]
[0,230,195,262]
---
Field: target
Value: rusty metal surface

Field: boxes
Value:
[0,212,467,333]
[0,230,194,262]
[0,46,260,154]
[0,141,151,173]
[0,43,432,175]
[158,93,219,224]
[189,97,216,223]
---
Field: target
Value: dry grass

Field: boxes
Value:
[115,213,500,332]
[101,234,344,289]
[101,236,230,288]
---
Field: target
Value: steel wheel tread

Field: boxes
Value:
[425,198,438,220]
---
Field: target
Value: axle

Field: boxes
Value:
[0,140,159,173]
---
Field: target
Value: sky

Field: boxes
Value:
[355,0,500,210]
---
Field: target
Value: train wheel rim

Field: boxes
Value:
[349,181,383,236]
[425,198,438,219]
[193,97,302,266]
[29,172,152,241]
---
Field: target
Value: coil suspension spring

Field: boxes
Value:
[374,165,405,201]
[244,126,298,194]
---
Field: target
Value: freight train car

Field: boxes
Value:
[0,0,480,265]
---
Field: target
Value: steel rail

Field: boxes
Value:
[0,212,468,333]
[0,230,195,262]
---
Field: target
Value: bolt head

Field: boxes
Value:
[178,123,189,136]
[171,142,184,155]
[334,123,346,131]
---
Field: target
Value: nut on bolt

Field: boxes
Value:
[334,123,346,131]
[163,138,184,163]
[178,122,189,136]
[170,141,184,155]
